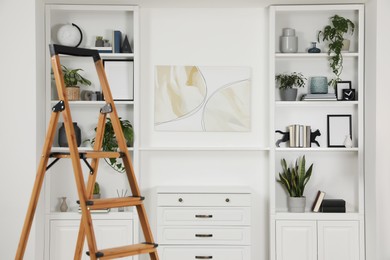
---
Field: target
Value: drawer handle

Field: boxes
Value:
[178,198,183,203]
[195,256,213,259]
[195,234,213,238]
[195,214,213,218]
[225,198,230,203]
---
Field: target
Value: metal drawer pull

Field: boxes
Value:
[195,214,213,218]
[195,256,213,259]
[178,198,183,202]
[195,234,213,238]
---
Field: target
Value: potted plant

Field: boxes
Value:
[93,182,101,199]
[61,65,92,100]
[277,156,313,212]
[275,72,306,101]
[89,117,134,173]
[317,14,355,88]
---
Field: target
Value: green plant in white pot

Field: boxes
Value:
[277,156,313,212]
[275,72,306,101]
[317,14,355,88]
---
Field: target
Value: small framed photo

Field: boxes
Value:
[103,59,134,101]
[327,114,352,147]
[336,81,352,100]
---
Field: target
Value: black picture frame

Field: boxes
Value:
[327,114,352,147]
[336,81,352,100]
[103,59,134,101]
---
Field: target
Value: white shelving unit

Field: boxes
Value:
[44,4,139,260]
[269,5,364,260]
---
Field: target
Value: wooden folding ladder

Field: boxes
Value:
[15,44,159,260]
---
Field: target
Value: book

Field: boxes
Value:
[320,206,346,213]
[312,190,326,212]
[294,124,300,148]
[289,125,295,147]
[321,199,346,207]
[90,46,113,53]
[299,125,304,147]
[113,30,122,53]
[304,125,311,148]
[302,93,337,101]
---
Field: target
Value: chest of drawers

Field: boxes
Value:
[157,186,251,260]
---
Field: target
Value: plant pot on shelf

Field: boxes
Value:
[280,88,298,101]
[66,86,80,101]
[288,196,306,212]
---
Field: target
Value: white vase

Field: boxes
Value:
[280,28,298,53]
[288,197,306,212]
[344,135,353,148]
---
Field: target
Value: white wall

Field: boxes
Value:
[138,7,270,259]
[0,0,41,259]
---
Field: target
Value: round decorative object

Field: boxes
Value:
[310,76,328,94]
[57,23,83,47]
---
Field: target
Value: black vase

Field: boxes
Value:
[58,122,81,147]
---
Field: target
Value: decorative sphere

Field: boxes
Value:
[57,24,82,47]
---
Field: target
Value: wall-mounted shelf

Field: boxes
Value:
[139,146,270,151]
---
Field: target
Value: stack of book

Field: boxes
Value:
[288,124,311,148]
[302,93,337,101]
[312,190,346,213]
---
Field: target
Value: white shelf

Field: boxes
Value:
[275,52,359,58]
[50,100,134,106]
[275,147,358,152]
[275,101,358,106]
[51,147,135,152]
[139,146,270,151]
[274,212,362,221]
[100,53,134,59]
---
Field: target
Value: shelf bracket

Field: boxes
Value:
[46,158,61,171]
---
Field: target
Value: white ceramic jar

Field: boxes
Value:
[280,28,298,53]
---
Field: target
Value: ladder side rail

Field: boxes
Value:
[74,112,107,260]
[95,58,159,260]
[15,110,60,259]
[51,53,98,260]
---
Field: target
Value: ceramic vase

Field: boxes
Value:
[308,42,321,53]
[60,197,68,212]
[310,77,328,94]
[58,122,81,147]
[280,28,298,53]
[280,88,298,101]
[288,197,306,213]
[344,135,353,148]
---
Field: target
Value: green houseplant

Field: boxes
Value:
[275,72,306,101]
[317,14,355,88]
[277,156,313,212]
[61,65,91,100]
[93,182,101,199]
[89,117,134,173]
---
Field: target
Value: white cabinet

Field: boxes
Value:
[157,186,251,260]
[276,221,317,260]
[276,220,359,260]
[49,219,133,260]
[269,5,365,260]
[318,221,359,260]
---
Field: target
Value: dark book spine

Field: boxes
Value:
[322,199,346,207]
[320,206,346,213]
[114,30,122,53]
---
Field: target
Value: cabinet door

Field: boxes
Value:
[50,220,133,260]
[276,221,317,260]
[318,221,359,260]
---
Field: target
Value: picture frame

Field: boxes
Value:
[103,59,134,101]
[327,114,352,147]
[336,81,352,100]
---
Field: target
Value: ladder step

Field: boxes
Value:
[87,243,158,259]
[50,151,124,159]
[79,196,144,210]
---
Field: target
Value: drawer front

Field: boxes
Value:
[157,193,251,207]
[160,246,250,260]
[158,207,250,226]
[158,226,250,245]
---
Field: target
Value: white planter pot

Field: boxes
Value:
[288,196,306,212]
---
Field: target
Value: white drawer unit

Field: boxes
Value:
[157,186,251,260]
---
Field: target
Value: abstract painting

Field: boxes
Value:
[154,65,251,132]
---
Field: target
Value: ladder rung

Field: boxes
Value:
[87,243,158,259]
[83,196,144,210]
[50,151,124,159]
